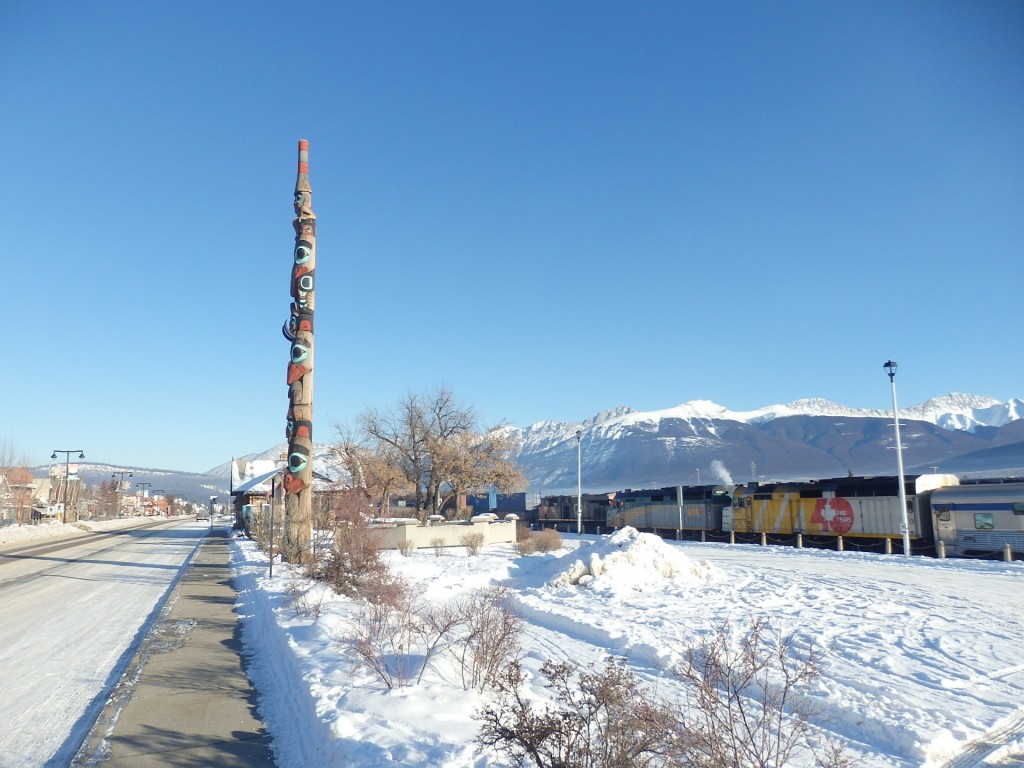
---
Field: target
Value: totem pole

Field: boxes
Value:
[282,139,316,562]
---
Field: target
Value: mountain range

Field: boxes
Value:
[41,393,1024,502]
[505,393,1024,492]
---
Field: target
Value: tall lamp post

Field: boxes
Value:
[111,471,132,517]
[51,449,85,524]
[136,482,152,516]
[575,429,583,535]
[883,360,912,557]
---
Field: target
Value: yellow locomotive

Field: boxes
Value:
[725,474,960,540]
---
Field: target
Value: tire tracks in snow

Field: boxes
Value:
[937,707,1024,768]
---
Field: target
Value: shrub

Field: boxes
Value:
[337,576,421,689]
[514,532,537,556]
[286,574,329,619]
[397,538,416,557]
[320,521,398,605]
[339,583,512,691]
[673,618,852,768]
[477,619,852,768]
[461,532,485,556]
[457,586,522,692]
[533,527,563,552]
[430,537,446,557]
[476,657,687,768]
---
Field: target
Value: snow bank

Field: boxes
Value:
[547,526,719,591]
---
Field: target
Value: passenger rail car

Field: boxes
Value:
[931,482,1024,557]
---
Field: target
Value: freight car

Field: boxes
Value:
[606,485,731,539]
[931,481,1024,557]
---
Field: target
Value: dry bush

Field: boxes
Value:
[673,618,852,768]
[286,574,330,619]
[338,576,421,689]
[397,538,416,557]
[319,519,394,603]
[431,537,446,557]
[514,525,537,556]
[456,586,522,692]
[476,657,688,768]
[477,619,852,768]
[533,527,563,552]
[461,531,485,556]
[337,580,523,693]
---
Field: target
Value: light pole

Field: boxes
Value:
[575,429,582,535]
[51,449,85,524]
[136,482,152,516]
[884,360,912,557]
[111,471,132,517]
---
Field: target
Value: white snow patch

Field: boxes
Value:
[546,526,720,591]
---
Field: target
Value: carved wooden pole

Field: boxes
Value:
[282,139,316,563]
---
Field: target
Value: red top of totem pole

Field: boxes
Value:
[297,139,309,175]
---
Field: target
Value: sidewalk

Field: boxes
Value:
[83,527,276,767]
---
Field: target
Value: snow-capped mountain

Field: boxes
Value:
[195,393,1024,496]
[505,394,1024,492]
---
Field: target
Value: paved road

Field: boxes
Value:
[0,521,202,767]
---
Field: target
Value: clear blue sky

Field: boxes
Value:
[2,2,1021,474]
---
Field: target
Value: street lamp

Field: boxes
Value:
[111,471,132,517]
[883,360,911,557]
[575,429,583,535]
[51,449,85,524]
[136,482,152,516]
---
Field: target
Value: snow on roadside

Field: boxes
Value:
[0,517,171,546]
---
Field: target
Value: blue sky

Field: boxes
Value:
[2,2,1021,474]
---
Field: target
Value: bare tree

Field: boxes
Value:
[331,425,410,515]
[3,466,35,525]
[348,386,522,518]
[0,436,30,470]
[421,386,476,514]
[433,428,525,516]
[359,391,436,515]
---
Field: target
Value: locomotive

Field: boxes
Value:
[538,474,1024,558]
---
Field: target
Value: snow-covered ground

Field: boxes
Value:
[3,519,1022,767]
[231,528,1024,768]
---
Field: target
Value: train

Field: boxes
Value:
[530,474,1024,559]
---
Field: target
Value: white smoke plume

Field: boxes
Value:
[710,459,733,485]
